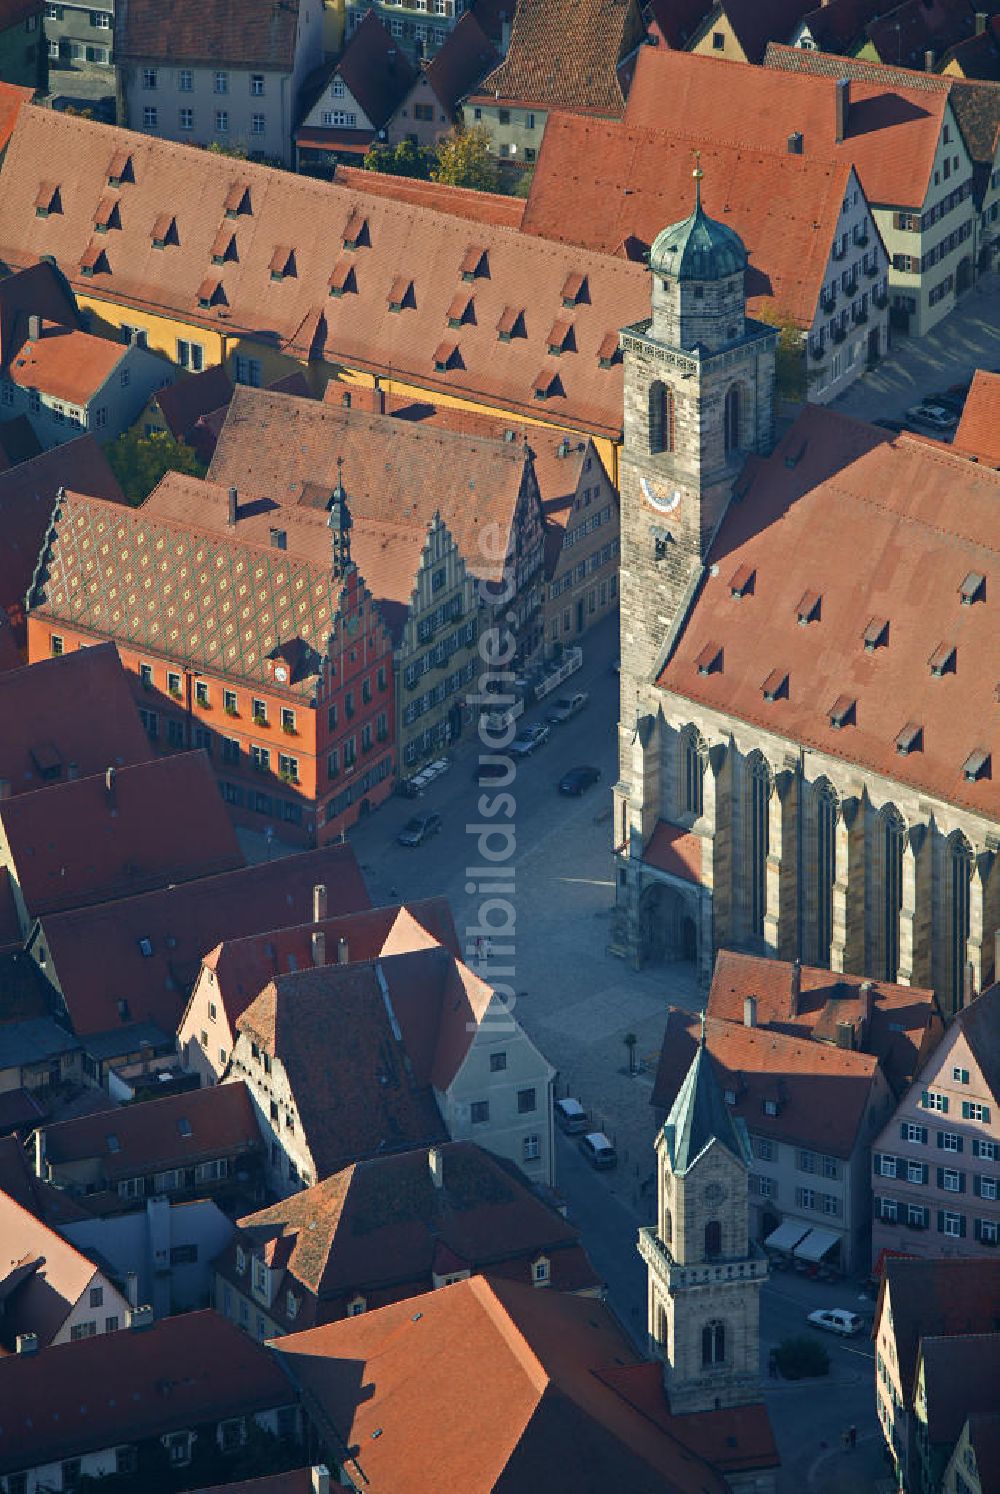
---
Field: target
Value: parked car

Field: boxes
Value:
[473,760,510,785]
[397,813,442,847]
[578,1131,618,1170]
[558,765,602,796]
[554,1097,589,1134]
[907,402,958,430]
[806,1309,864,1337]
[926,391,966,416]
[510,730,541,758]
[522,722,550,750]
[547,691,589,725]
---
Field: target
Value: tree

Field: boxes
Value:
[774,1335,831,1380]
[363,138,434,180]
[624,1032,639,1075]
[105,427,207,506]
[756,308,810,403]
[432,124,498,193]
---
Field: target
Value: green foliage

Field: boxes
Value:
[363,138,434,180]
[510,165,535,199]
[106,427,207,506]
[756,308,808,402]
[775,1334,831,1380]
[207,140,249,160]
[432,124,498,193]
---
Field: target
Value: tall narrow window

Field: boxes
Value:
[648,380,673,455]
[702,1320,725,1365]
[816,780,838,965]
[704,1220,721,1258]
[879,805,905,982]
[747,752,771,939]
[682,726,706,818]
[950,832,973,1011]
[724,385,740,455]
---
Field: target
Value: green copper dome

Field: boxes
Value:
[649,167,748,282]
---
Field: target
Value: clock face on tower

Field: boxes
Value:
[640,476,682,515]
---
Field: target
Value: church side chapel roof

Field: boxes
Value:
[661,1022,752,1174]
[658,404,1000,824]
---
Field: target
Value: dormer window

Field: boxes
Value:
[223,181,252,218]
[730,564,755,598]
[533,367,560,400]
[79,243,110,277]
[546,318,573,356]
[829,695,856,729]
[459,244,487,281]
[347,1295,366,1316]
[597,331,619,369]
[929,643,956,676]
[151,213,176,249]
[763,1097,779,1117]
[863,617,888,652]
[269,246,295,282]
[34,181,61,217]
[106,149,133,187]
[963,748,991,782]
[286,1291,299,1318]
[177,1118,192,1138]
[497,306,525,342]
[446,292,473,328]
[796,590,821,624]
[211,228,236,264]
[724,1088,736,1105]
[342,210,368,250]
[561,271,587,307]
[106,1133,120,1153]
[388,275,413,312]
[695,642,722,676]
[532,1255,550,1286]
[433,339,459,372]
[252,1255,268,1296]
[896,722,923,756]
[328,261,356,298]
[94,196,120,234]
[960,571,985,605]
[197,277,225,309]
[761,669,787,702]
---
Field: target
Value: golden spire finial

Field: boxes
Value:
[693,149,703,210]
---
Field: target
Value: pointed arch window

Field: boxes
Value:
[949,832,973,1011]
[816,780,838,965]
[663,1207,673,1246]
[681,726,706,818]
[724,385,740,455]
[649,380,674,455]
[702,1320,725,1365]
[878,805,905,982]
[704,1220,721,1258]
[747,752,771,939]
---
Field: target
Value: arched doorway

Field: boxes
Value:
[638,883,699,968]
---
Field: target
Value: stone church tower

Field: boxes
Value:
[638,1026,768,1417]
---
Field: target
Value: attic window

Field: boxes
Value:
[79,243,109,277]
[496,306,524,342]
[446,292,473,328]
[829,695,856,729]
[547,318,573,356]
[106,1133,120,1154]
[695,642,722,676]
[597,331,619,369]
[459,244,487,281]
[117,999,130,1021]
[863,617,888,652]
[34,182,60,217]
[138,937,154,957]
[151,213,176,249]
[730,564,755,598]
[223,181,251,218]
[197,277,225,309]
[963,748,991,782]
[211,228,236,264]
[94,196,120,234]
[896,722,923,756]
[761,669,788,702]
[433,339,459,372]
[561,271,587,307]
[328,260,356,297]
[533,367,560,400]
[929,643,956,677]
[342,210,368,250]
[763,1098,780,1117]
[960,571,985,605]
[388,275,413,312]
[106,149,133,187]
[269,246,295,282]
[177,1117,193,1138]
[796,590,821,624]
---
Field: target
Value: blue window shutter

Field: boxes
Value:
[973,1175,981,1197]
[957,1135,964,1153]
[959,1214,967,1237]
[921,1090,930,1108]
[962,1102,971,1119]
[937,1210,945,1232]
[959,1172,966,1193]
[921,1127,928,1144]
[937,1167,944,1188]
[937,1132,945,1149]
[985,1107,992,1123]
[942,1096,949,1113]
[900,1123,908,1140]
[873,1153,882,1174]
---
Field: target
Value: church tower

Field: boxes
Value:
[638,1024,768,1415]
[617,161,777,731]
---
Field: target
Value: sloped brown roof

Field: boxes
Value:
[704,0,818,62]
[329,10,417,131]
[0,1136,91,1225]
[626,44,950,209]
[0,0,42,33]
[659,404,1000,823]
[333,162,526,227]
[880,1256,1000,1404]
[8,321,124,405]
[116,0,303,68]
[0,81,31,154]
[943,19,1000,82]
[0,1187,108,1347]
[0,644,149,798]
[955,370,1000,467]
[422,9,499,112]
[918,1334,1000,1445]
[642,822,704,883]
[153,362,233,442]
[954,981,1000,1105]
[36,842,369,1037]
[472,0,646,112]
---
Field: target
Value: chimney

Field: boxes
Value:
[16,1332,38,1356]
[744,994,757,1028]
[311,1470,331,1494]
[311,929,326,967]
[125,1270,139,1308]
[33,1126,45,1179]
[428,1145,444,1189]
[372,376,385,416]
[127,1304,154,1331]
[787,130,803,154]
[924,48,934,71]
[105,765,117,811]
[976,10,987,33]
[341,390,351,409]
[337,935,349,965]
[789,959,802,1017]
[312,883,327,923]
[27,313,41,342]
[269,527,287,551]
[834,78,849,144]
[859,979,874,1033]
[227,486,238,525]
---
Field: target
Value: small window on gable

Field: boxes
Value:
[829,695,856,729]
[929,642,956,676]
[138,937,153,957]
[895,722,922,756]
[597,331,619,369]
[863,617,888,651]
[730,563,754,598]
[446,291,473,328]
[342,210,368,250]
[269,245,295,281]
[211,228,236,264]
[35,181,61,217]
[533,366,560,400]
[93,196,121,233]
[963,748,991,782]
[796,589,821,624]
[79,243,110,277]
[433,339,460,372]
[960,571,985,605]
[561,271,587,307]
[459,244,487,281]
[695,642,722,676]
[497,305,524,342]
[223,181,252,218]
[151,212,177,249]
[761,669,788,702]
[546,318,574,356]
[388,275,413,311]
[177,1117,192,1138]
[197,277,225,309]
[328,260,356,297]
[106,149,133,187]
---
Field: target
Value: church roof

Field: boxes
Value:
[649,170,748,281]
[661,1027,751,1174]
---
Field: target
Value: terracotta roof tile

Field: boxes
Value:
[0,1187,107,1347]
[626,45,949,209]
[0,1135,91,1226]
[881,1255,1000,1403]
[659,404,1000,821]
[321,11,416,132]
[153,363,233,442]
[0,263,80,365]
[472,0,646,112]
[955,369,1000,467]
[0,82,31,155]
[8,321,124,406]
[332,167,527,228]
[116,0,303,68]
[642,822,704,882]
[187,1474,314,1494]
[420,10,498,113]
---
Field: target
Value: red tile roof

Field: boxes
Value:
[658,404,1000,822]
[0,1308,292,1475]
[325,11,417,132]
[880,1256,1000,1404]
[522,113,860,329]
[274,1275,761,1492]
[0,263,79,366]
[8,320,124,405]
[642,822,704,883]
[0,644,150,797]
[188,1474,314,1494]
[116,0,304,68]
[419,9,499,114]
[625,45,950,208]
[955,369,1000,467]
[0,434,122,643]
[0,1186,107,1346]
[152,362,233,442]
[0,82,31,155]
[40,1078,260,1180]
[0,1135,90,1225]
[1,751,242,921]
[36,841,369,1037]
[651,1008,881,1158]
[471,0,646,112]
[918,1333,1000,1444]
[708,950,942,1095]
[707,0,826,62]
[0,107,644,439]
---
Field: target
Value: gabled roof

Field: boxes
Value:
[954,981,1000,1103]
[230,1141,596,1316]
[40,1078,260,1180]
[0,1185,106,1347]
[0,1309,291,1475]
[658,404,1000,823]
[661,1027,751,1174]
[207,387,534,583]
[7,320,124,405]
[522,112,860,328]
[965,1412,1000,1492]
[955,370,1000,467]
[625,44,951,209]
[0,644,149,797]
[152,362,233,442]
[652,1008,880,1159]
[35,841,369,1038]
[333,162,526,227]
[0,262,79,366]
[420,9,499,113]
[943,19,1000,82]
[0,0,43,26]
[698,0,818,62]
[0,1135,90,1225]
[471,0,646,113]
[0,81,31,156]
[327,10,417,131]
[115,0,304,68]
[918,1334,1000,1444]
[880,1255,1000,1403]
[1,751,242,921]
[271,1275,740,1493]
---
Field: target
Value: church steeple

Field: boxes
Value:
[327,457,354,578]
[661,1017,751,1179]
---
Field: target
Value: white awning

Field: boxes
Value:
[793,1227,841,1263]
[764,1220,810,1253]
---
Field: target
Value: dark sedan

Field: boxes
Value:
[397,813,442,847]
[558,765,601,796]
